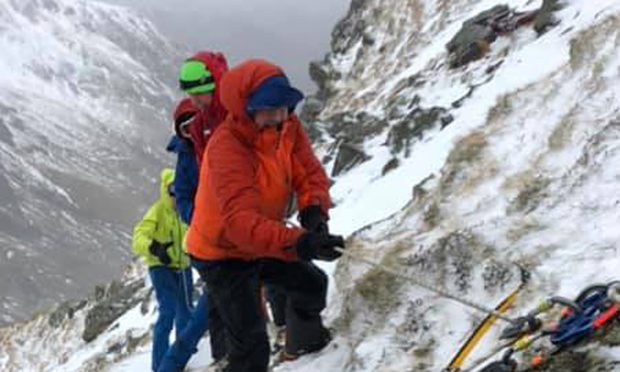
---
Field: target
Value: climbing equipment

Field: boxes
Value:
[333,248,618,372]
[465,281,620,372]
[445,267,530,371]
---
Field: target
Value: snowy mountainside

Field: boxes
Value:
[2,0,620,371]
[0,0,185,326]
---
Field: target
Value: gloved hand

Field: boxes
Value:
[298,205,328,234]
[149,240,173,265]
[296,232,345,262]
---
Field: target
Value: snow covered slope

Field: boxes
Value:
[0,0,185,326]
[2,0,620,371]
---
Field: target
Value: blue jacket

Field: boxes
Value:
[166,136,198,224]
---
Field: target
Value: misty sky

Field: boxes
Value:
[103,0,351,93]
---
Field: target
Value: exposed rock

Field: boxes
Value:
[534,0,564,35]
[308,60,330,95]
[445,2,562,68]
[48,299,87,328]
[386,107,454,156]
[450,40,493,69]
[447,22,498,54]
[330,0,370,54]
[323,112,389,144]
[331,142,371,177]
[381,157,400,176]
[387,95,421,121]
[140,287,153,316]
[82,278,145,342]
[299,95,325,125]
[390,74,426,98]
[446,5,509,68]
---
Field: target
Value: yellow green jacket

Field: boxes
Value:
[132,168,189,269]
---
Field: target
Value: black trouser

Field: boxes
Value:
[195,259,328,372]
[191,259,228,361]
[265,284,287,327]
[207,291,228,361]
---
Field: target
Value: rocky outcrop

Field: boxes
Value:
[82,278,146,342]
[446,2,564,68]
[47,299,88,328]
[331,141,371,177]
[387,107,454,156]
[446,5,509,68]
[534,0,564,35]
[323,112,389,144]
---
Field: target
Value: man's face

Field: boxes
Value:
[190,93,213,111]
[253,107,289,128]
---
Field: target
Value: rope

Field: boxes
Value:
[334,247,518,324]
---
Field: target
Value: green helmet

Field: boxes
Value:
[179,60,215,95]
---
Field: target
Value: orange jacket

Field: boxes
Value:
[187,59,331,261]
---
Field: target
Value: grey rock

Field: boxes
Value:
[331,142,371,177]
[446,5,511,68]
[387,107,453,156]
[534,0,563,35]
[330,0,370,54]
[309,60,330,93]
[323,112,389,144]
[48,299,87,328]
[82,278,145,342]
[381,158,400,176]
[299,95,325,125]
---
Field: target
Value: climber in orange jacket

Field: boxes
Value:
[187,59,345,372]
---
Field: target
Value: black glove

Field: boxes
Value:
[298,205,328,234]
[296,232,345,262]
[149,240,173,265]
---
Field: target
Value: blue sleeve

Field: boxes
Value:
[174,146,199,224]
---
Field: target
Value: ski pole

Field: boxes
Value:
[334,247,519,324]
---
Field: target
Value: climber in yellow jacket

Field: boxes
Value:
[132,168,193,372]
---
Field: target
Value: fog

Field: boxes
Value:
[103,0,350,93]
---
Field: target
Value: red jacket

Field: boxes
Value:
[187,59,331,261]
[172,98,196,136]
[185,51,229,168]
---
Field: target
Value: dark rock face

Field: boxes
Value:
[446,5,509,68]
[446,2,563,68]
[387,107,454,157]
[381,157,400,176]
[331,142,371,177]
[308,61,331,97]
[299,95,326,127]
[323,112,389,144]
[82,278,146,343]
[534,0,564,35]
[330,0,370,54]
